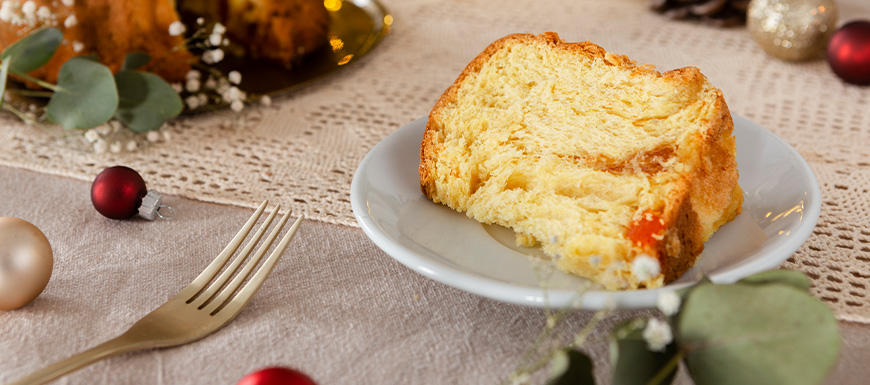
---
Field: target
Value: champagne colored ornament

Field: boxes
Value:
[91,166,174,220]
[747,0,838,61]
[0,217,53,310]
[827,21,870,85]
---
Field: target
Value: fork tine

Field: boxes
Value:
[215,214,304,317]
[204,212,303,315]
[190,206,280,307]
[177,200,268,300]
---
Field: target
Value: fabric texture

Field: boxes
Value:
[0,0,867,333]
[0,166,868,384]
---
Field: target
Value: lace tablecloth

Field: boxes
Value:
[0,0,869,323]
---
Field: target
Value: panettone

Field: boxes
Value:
[419,33,742,289]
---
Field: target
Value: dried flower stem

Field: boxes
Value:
[2,103,33,122]
[569,308,612,349]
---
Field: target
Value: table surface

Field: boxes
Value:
[2,0,870,384]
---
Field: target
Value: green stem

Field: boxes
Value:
[3,103,35,123]
[10,71,63,92]
[646,351,683,385]
[570,309,612,349]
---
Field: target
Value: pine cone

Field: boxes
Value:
[649,0,749,27]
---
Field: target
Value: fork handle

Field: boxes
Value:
[6,334,145,385]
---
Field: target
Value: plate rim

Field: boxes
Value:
[351,114,821,309]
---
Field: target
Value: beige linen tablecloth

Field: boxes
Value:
[1,0,870,383]
[0,166,868,384]
[0,0,868,323]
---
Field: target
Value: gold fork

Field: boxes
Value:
[8,200,303,385]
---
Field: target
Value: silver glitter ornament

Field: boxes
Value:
[747,0,838,61]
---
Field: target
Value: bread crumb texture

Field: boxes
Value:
[420,33,742,290]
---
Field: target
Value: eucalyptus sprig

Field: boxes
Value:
[0,27,182,132]
[540,270,840,385]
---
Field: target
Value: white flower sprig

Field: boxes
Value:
[656,290,681,317]
[642,318,673,352]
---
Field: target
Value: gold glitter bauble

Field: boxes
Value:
[747,0,838,61]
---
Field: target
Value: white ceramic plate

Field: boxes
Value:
[350,115,821,309]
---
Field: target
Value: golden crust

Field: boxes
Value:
[420,32,742,288]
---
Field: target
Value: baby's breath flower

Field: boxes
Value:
[212,22,226,35]
[162,130,171,141]
[208,32,222,46]
[168,20,186,36]
[146,131,160,142]
[196,17,204,25]
[185,70,200,80]
[35,5,50,21]
[202,48,224,64]
[171,82,183,93]
[204,76,217,90]
[185,78,200,92]
[230,99,244,112]
[197,93,208,106]
[126,140,137,152]
[84,129,99,143]
[61,0,74,7]
[21,1,35,17]
[227,70,241,85]
[631,254,661,282]
[215,77,230,94]
[260,95,271,106]
[93,139,107,154]
[656,290,681,317]
[0,2,15,23]
[72,40,84,53]
[222,86,242,103]
[642,318,673,352]
[95,124,111,135]
[185,95,201,110]
[63,14,76,28]
[109,141,122,153]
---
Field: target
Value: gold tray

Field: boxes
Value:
[219,0,391,96]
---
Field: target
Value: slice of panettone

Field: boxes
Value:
[419,32,742,290]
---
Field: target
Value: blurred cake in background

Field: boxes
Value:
[0,0,329,84]
[178,0,329,69]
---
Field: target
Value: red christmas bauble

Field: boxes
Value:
[90,166,147,219]
[827,20,870,85]
[237,367,317,385]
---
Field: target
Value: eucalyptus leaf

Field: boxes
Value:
[546,349,595,385]
[121,52,151,71]
[1,27,62,74]
[738,270,811,292]
[0,58,9,109]
[114,70,182,132]
[610,320,679,385]
[678,283,840,385]
[46,57,118,129]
